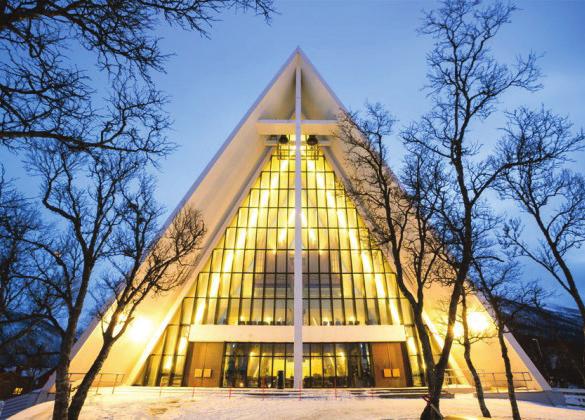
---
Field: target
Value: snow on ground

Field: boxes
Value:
[12,392,585,420]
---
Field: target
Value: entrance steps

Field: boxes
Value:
[106,386,452,400]
[0,387,455,418]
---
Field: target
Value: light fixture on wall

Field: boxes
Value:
[306,135,318,146]
[305,135,319,160]
[453,311,492,338]
[277,134,291,160]
[128,317,152,342]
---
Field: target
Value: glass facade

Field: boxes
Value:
[301,150,407,326]
[139,143,424,387]
[140,306,190,386]
[221,342,374,388]
[186,152,295,326]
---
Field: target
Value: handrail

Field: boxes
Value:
[64,372,125,395]
[442,369,534,392]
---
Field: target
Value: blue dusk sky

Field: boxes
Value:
[2,1,584,308]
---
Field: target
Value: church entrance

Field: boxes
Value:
[217,342,409,388]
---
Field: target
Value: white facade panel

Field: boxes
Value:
[189,325,407,343]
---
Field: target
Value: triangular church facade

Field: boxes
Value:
[52,49,549,393]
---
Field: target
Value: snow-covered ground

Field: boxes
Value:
[12,392,585,419]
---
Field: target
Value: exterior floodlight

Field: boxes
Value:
[468,312,490,333]
[453,311,491,338]
[128,317,152,342]
[278,134,289,144]
[453,322,464,338]
[307,135,318,146]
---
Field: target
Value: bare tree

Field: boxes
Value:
[401,1,544,416]
[471,254,546,420]
[2,1,270,418]
[457,285,493,417]
[0,0,274,154]
[67,178,205,419]
[338,104,455,420]
[24,149,141,420]
[21,147,204,420]
[0,167,54,356]
[495,106,585,379]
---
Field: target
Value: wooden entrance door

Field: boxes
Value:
[185,342,223,387]
[371,342,409,388]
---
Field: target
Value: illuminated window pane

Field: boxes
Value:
[275,300,286,324]
[240,299,251,323]
[366,299,379,325]
[309,300,321,325]
[205,299,217,324]
[364,273,376,298]
[263,299,274,323]
[242,274,253,298]
[333,299,343,324]
[353,274,365,298]
[217,298,228,324]
[355,299,366,325]
[331,274,341,298]
[228,300,239,325]
[230,274,242,297]
[321,299,332,324]
[378,299,390,325]
[251,299,263,322]
[219,274,230,297]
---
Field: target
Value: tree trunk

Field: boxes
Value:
[574,296,585,387]
[582,323,585,387]
[411,311,444,420]
[52,357,71,420]
[497,324,521,420]
[68,339,115,420]
[420,278,466,420]
[52,290,87,420]
[461,293,491,417]
[420,376,443,420]
[421,352,449,420]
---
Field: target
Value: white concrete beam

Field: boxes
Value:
[189,325,408,343]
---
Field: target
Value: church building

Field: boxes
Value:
[52,49,549,393]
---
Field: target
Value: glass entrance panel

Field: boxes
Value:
[220,342,378,388]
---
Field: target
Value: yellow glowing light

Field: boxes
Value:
[374,273,385,298]
[407,336,417,355]
[389,298,401,325]
[128,317,152,342]
[453,322,464,338]
[178,337,187,354]
[163,357,172,373]
[209,273,221,297]
[468,312,491,333]
[278,211,295,244]
[454,312,491,338]
[311,163,380,282]
[301,212,317,243]
[194,301,205,325]
[196,156,290,322]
